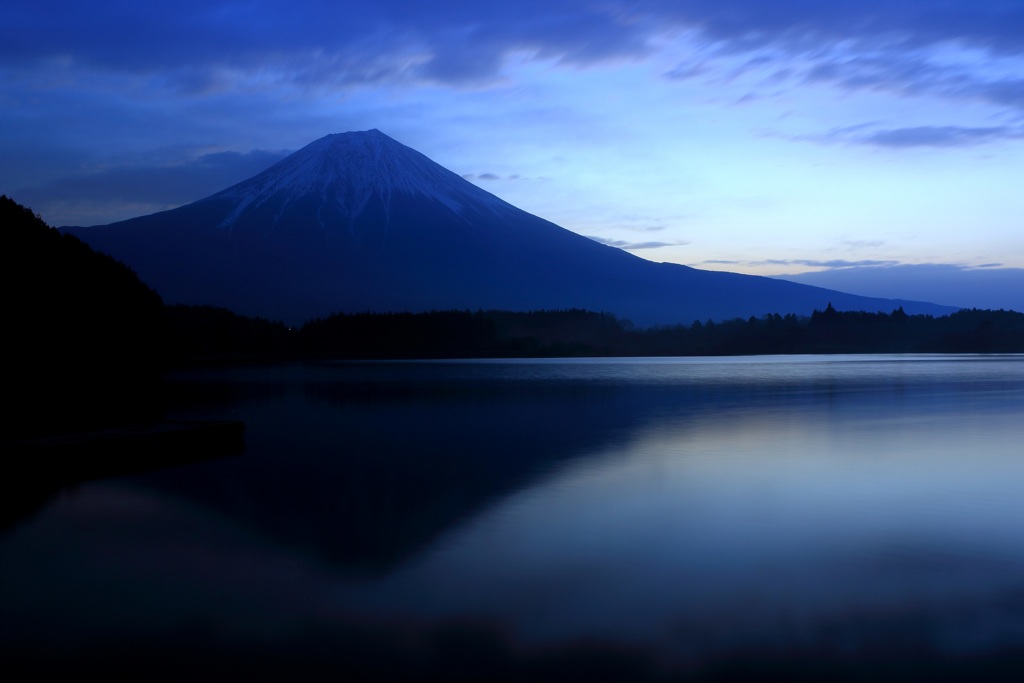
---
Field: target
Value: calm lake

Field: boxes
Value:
[4,355,1024,680]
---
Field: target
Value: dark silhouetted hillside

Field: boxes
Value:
[2,196,168,438]
[165,304,294,361]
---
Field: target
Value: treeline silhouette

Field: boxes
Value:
[167,304,1024,360]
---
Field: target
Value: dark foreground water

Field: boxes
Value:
[4,355,1024,681]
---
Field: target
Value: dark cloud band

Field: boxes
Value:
[6,1,1023,88]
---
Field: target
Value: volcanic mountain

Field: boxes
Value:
[65,130,953,326]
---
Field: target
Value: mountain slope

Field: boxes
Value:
[64,130,955,326]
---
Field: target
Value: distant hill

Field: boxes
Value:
[64,130,955,327]
[2,195,167,438]
[777,264,1024,314]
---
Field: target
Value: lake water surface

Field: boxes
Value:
[4,355,1024,680]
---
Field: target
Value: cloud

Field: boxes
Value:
[462,172,527,182]
[702,258,903,269]
[970,78,1024,109]
[784,262,1015,274]
[860,126,1020,148]
[790,259,903,268]
[7,1,1024,93]
[2,1,660,90]
[664,62,708,81]
[842,240,886,249]
[588,236,685,250]
[14,148,289,225]
[798,52,1024,114]
[658,4,1024,120]
[661,1,1024,56]
[803,54,955,96]
[794,123,1024,148]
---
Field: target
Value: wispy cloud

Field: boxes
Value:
[701,258,903,269]
[861,125,1021,148]
[800,53,1024,114]
[792,123,1024,148]
[462,172,535,182]
[588,236,686,250]
[664,62,709,81]
[842,240,886,249]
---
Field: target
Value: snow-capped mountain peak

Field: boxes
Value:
[209,129,508,232]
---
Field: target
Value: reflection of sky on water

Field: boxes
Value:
[4,355,1024,676]
[330,382,1024,660]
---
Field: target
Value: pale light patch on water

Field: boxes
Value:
[326,357,1024,661]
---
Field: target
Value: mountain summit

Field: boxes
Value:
[65,130,953,325]
[207,129,510,240]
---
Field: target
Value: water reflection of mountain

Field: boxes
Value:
[139,376,675,574]
[127,360,983,576]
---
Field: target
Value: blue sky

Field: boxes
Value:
[4,1,1023,307]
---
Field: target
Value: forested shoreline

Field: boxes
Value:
[169,304,1024,361]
